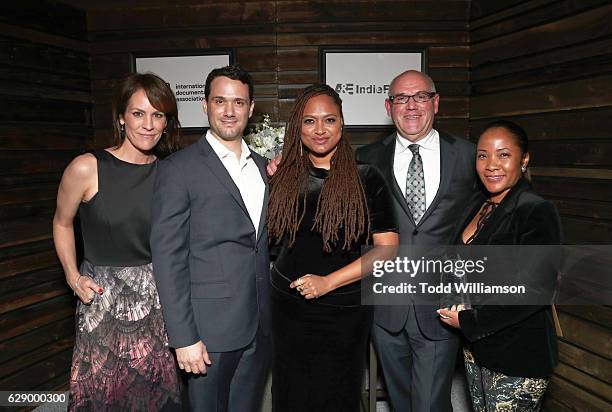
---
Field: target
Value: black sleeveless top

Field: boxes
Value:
[78,150,157,266]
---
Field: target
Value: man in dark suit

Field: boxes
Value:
[151,66,270,411]
[355,70,476,411]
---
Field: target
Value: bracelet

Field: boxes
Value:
[73,275,84,295]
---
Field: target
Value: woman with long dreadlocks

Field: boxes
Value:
[268,84,399,410]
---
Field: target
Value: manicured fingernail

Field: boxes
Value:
[98,288,103,294]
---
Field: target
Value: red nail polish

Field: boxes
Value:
[99,288,103,294]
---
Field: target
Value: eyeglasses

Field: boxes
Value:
[387,91,437,105]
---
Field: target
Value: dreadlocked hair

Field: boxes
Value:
[268,84,370,253]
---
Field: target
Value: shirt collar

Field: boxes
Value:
[206,130,252,161]
[395,128,439,154]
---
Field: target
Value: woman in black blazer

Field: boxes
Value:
[438,120,561,412]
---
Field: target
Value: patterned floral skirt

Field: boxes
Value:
[69,261,181,411]
[463,347,549,412]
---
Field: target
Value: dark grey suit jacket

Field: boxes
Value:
[355,130,476,339]
[151,136,270,352]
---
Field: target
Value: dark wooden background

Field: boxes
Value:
[0,0,610,410]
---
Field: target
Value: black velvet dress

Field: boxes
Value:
[271,163,397,411]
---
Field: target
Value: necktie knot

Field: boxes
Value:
[408,144,420,155]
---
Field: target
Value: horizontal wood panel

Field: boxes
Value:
[429,68,470,83]
[0,239,55,262]
[0,36,89,76]
[1,2,86,40]
[557,311,612,358]
[558,306,612,331]
[543,395,573,412]
[0,80,91,103]
[528,139,612,168]
[277,31,469,47]
[0,96,91,124]
[560,216,612,244]
[551,198,612,220]
[0,150,77,176]
[277,47,318,71]
[277,0,470,23]
[0,348,73,391]
[470,0,530,20]
[236,47,277,71]
[88,2,276,31]
[0,294,75,342]
[557,340,612,384]
[0,316,73,365]
[89,54,133,80]
[428,46,469,68]
[90,34,276,55]
[472,5,612,67]
[0,215,53,250]
[471,75,612,118]
[472,36,612,83]
[547,375,611,412]
[0,200,56,222]
[530,167,612,180]
[554,362,612,403]
[0,65,90,93]
[0,278,70,316]
[532,176,612,202]
[275,20,469,33]
[469,107,612,141]
[471,0,609,43]
[278,70,318,85]
[1,336,73,380]
[472,53,612,95]
[1,266,64,297]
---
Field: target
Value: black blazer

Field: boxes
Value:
[457,178,561,378]
[356,131,477,339]
[151,136,271,352]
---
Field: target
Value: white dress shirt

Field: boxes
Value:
[206,131,265,236]
[393,129,441,212]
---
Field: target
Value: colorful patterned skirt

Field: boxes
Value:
[463,347,549,412]
[69,261,181,411]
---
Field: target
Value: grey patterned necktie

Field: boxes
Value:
[405,144,426,223]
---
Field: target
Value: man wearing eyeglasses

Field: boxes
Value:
[356,70,477,411]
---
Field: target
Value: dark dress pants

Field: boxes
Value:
[372,308,459,412]
[187,325,270,412]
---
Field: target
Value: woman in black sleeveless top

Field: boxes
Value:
[53,73,182,411]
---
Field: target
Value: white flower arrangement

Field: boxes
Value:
[245,114,285,160]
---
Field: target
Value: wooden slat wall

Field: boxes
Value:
[0,1,90,393]
[83,0,470,148]
[470,1,612,411]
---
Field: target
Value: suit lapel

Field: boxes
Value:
[252,154,269,243]
[471,178,530,244]
[419,132,457,226]
[380,134,414,221]
[198,136,250,217]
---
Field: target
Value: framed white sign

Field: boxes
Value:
[321,49,424,127]
[134,51,232,129]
